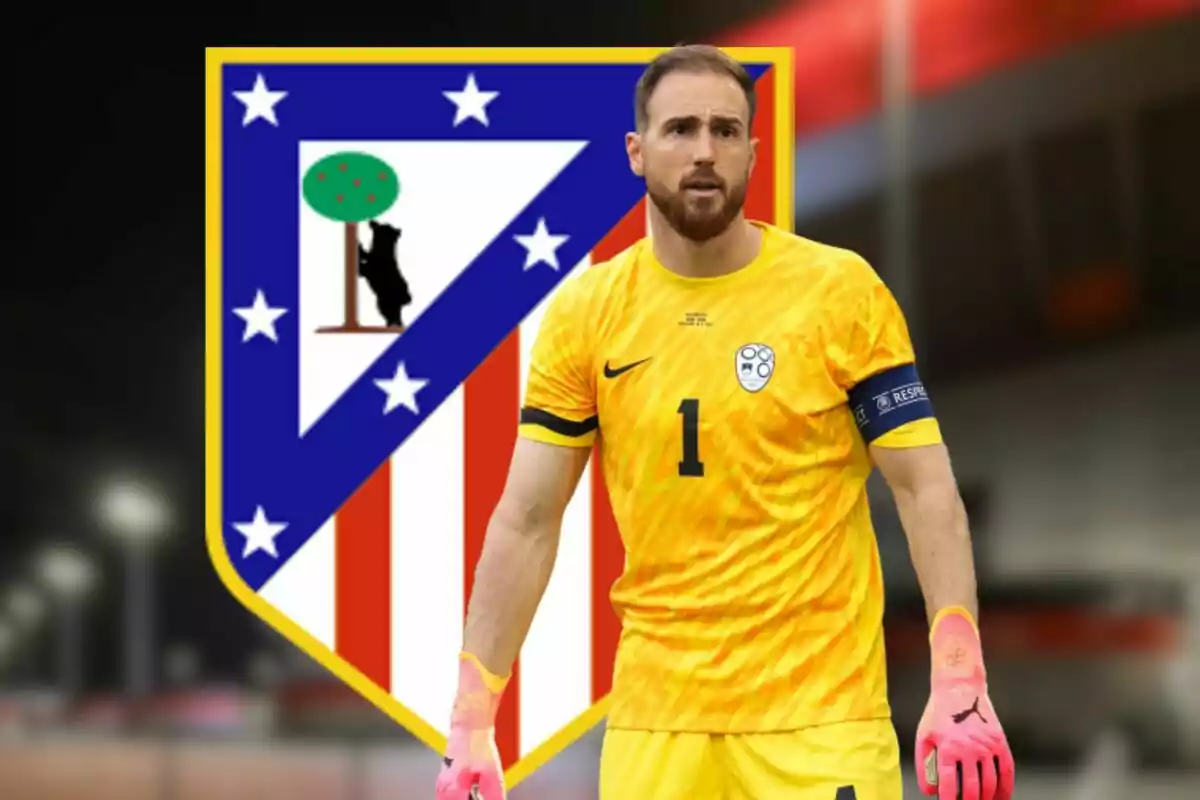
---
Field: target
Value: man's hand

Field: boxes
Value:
[435,654,508,800]
[915,607,1015,800]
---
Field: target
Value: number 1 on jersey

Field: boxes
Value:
[677,398,704,477]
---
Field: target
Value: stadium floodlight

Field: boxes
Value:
[96,474,173,701]
[96,477,172,546]
[38,545,98,600]
[36,545,98,696]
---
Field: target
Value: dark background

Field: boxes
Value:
[1,2,1197,798]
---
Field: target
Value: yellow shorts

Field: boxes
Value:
[599,719,902,800]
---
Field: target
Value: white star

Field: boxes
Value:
[233,73,288,127]
[374,361,429,415]
[233,506,288,559]
[443,73,499,127]
[232,289,288,342]
[514,218,570,271]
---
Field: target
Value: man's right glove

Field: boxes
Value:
[435,653,508,800]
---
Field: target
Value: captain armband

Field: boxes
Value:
[847,363,936,444]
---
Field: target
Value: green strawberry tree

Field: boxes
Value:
[302,152,400,330]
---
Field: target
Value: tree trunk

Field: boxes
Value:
[344,222,359,329]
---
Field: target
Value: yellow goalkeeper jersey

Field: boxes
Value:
[518,221,942,733]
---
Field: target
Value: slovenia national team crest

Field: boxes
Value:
[736,343,776,392]
[205,46,795,787]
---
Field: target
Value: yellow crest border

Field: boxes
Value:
[204,45,794,788]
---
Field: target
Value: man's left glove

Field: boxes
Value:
[915,607,1015,800]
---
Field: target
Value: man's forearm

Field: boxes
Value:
[461,509,560,679]
[894,480,979,624]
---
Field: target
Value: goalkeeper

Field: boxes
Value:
[436,43,1015,800]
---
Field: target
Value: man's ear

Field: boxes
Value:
[625,131,644,178]
[748,136,759,177]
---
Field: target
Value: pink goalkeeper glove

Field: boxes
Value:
[435,653,508,800]
[916,607,1015,800]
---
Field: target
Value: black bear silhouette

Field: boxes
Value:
[357,220,412,328]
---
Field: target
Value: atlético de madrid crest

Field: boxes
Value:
[736,343,775,392]
[206,45,794,790]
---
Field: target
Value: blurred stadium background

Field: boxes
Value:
[2,1,1199,797]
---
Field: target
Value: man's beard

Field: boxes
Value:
[647,170,748,243]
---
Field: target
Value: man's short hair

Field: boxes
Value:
[634,44,757,132]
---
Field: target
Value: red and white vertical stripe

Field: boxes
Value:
[260,202,646,766]
[260,65,778,771]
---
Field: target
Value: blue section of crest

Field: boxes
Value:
[220,60,772,591]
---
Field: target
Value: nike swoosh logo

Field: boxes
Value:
[604,357,651,378]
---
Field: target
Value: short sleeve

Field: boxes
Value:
[825,254,941,447]
[825,254,917,390]
[518,279,599,449]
